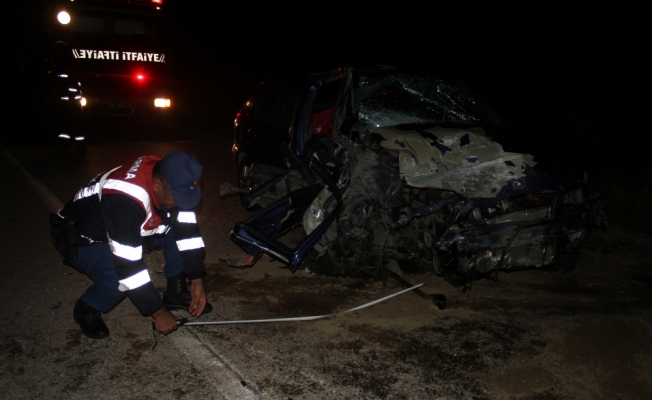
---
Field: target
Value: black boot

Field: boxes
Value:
[73,297,109,339]
[163,274,213,315]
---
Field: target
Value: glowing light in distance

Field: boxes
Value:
[75,136,85,141]
[58,74,68,78]
[154,98,171,107]
[58,133,71,139]
[57,11,71,24]
[80,97,87,107]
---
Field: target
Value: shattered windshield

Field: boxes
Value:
[351,72,506,128]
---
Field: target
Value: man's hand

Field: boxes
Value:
[151,307,178,335]
[188,278,208,317]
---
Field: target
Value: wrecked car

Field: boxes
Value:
[221,66,606,289]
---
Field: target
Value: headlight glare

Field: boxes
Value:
[154,98,171,108]
[57,11,71,25]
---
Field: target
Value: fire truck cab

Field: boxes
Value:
[47,0,173,124]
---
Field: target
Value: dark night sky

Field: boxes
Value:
[164,1,647,213]
[165,1,644,132]
[8,1,645,136]
[3,0,648,230]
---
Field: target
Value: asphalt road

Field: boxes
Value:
[1,123,651,399]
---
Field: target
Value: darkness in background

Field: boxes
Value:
[6,1,648,231]
[8,1,643,135]
[167,2,644,132]
[167,4,644,158]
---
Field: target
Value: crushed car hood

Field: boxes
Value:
[372,125,537,198]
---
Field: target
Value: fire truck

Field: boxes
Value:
[44,0,173,140]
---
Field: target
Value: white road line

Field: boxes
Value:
[172,331,262,400]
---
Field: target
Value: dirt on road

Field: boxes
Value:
[2,203,651,400]
[191,226,652,399]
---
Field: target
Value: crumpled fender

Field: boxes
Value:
[372,126,537,198]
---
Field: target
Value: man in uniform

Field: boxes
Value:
[50,150,212,339]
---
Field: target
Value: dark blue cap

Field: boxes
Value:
[160,150,203,209]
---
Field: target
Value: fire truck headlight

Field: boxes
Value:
[80,97,87,107]
[57,11,71,25]
[154,98,171,108]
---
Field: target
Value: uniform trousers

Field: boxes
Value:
[74,230,182,313]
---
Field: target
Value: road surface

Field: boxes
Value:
[1,123,651,399]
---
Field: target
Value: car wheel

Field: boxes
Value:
[237,155,258,210]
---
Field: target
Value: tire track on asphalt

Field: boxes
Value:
[0,146,259,399]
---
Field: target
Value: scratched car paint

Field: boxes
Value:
[221,67,606,288]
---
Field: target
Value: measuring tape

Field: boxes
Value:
[179,283,425,326]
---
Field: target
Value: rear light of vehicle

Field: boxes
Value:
[154,98,171,107]
[152,0,163,4]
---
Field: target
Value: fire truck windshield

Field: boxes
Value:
[60,7,165,49]
[69,16,104,33]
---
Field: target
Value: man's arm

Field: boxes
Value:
[171,209,209,316]
[171,209,207,280]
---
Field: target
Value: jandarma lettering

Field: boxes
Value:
[72,49,165,63]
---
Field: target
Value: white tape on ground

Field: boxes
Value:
[173,283,424,398]
[182,283,424,326]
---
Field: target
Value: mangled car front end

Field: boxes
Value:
[222,68,606,289]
